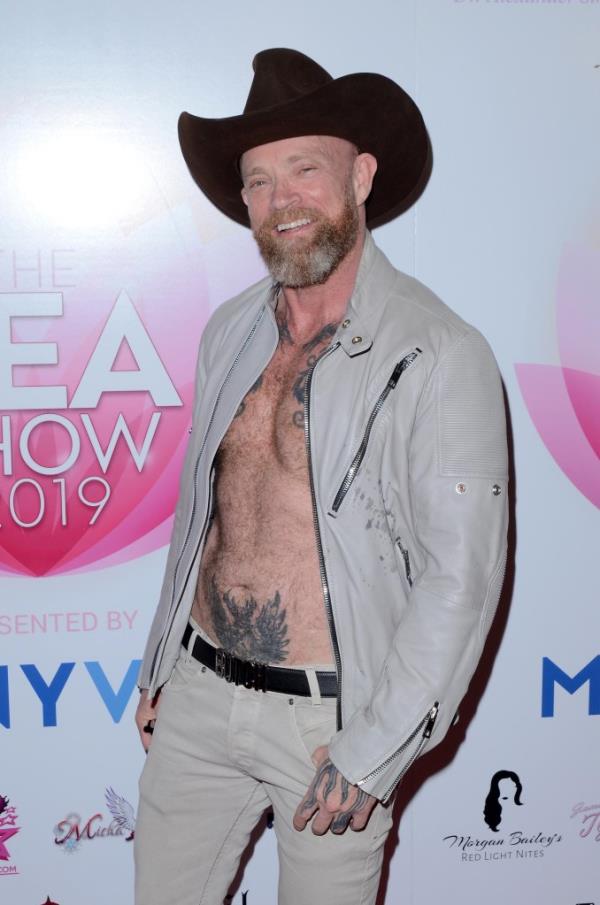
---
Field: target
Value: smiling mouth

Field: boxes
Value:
[275,218,312,233]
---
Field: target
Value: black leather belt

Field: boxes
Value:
[182,623,337,697]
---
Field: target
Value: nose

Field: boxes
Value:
[270,175,301,212]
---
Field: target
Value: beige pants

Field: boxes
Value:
[134,648,394,905]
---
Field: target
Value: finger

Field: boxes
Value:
[330,812,351,834]
[310,808,334,836]
[349,810,370,831]
[293,795,319,831]
[310,745,329,768]
[349,800,377,832]
[138,721,154,752]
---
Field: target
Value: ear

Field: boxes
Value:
[241,186,249,207]
[352,153,378,207]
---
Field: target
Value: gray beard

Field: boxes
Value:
[253,194,359,289]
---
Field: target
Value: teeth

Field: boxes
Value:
[276,218,311,232]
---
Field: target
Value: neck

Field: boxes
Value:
[277,229,366,340]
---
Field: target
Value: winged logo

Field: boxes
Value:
[104,787,136,841]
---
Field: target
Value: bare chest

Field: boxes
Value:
[218,344,316,479]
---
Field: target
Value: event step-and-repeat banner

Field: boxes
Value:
[2,2,598,903]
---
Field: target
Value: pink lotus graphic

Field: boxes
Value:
[0,220,263,577]
[0,246,202,577]
[516,244,600,509]
[0,107,265,577]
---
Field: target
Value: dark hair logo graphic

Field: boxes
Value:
[483,770,524,832]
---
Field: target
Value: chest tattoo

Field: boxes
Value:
[234,373,263,419]
[275,314,339,428]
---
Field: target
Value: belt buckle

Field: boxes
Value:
[244,660,267,693]
[215,649,233,682]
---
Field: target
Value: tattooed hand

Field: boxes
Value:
[293,745,377,835]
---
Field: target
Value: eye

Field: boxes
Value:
[247,177,268,191]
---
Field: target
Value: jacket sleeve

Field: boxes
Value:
[328,327,509,801]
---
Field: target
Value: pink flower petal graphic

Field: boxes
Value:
[562,368,600,461]
[557,244,600,378]
[515,363,600,509]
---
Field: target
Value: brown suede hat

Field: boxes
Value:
[178,48,431,229]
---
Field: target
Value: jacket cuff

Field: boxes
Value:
[328,697,441,803]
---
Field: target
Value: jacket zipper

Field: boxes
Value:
[331,349,422,513]
[358,702,438,800]
[149,307,268,687]
[304,341,344,729]
[395,537,413,587]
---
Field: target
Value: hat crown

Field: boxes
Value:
[244,48,333,114]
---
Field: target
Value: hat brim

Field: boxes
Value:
[178,72,431,229]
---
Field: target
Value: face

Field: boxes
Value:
[498,778,516,803]
[240,135,375,288]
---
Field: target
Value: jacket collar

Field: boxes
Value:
[267,231,395,358]
[337,231,396,357]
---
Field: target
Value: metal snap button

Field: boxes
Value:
[492,484,502,496]
[455,482,467,494]
[341,318,351,328]
[351,335,362,344]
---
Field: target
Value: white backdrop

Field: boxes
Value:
[1,2,599,904]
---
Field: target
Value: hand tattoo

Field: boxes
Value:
[299,757,372,834]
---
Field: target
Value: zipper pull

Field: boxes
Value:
[423,702,439,739]
[388,348,422,389]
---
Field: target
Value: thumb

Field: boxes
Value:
[310,745,329,768]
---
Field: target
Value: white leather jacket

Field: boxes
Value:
[139,232,508,802]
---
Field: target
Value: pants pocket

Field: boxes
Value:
[163,650,203,693]
[287,697,337,767]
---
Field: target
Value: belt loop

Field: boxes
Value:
[185,623,199,664]
[305,668,322,706]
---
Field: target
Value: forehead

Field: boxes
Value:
[240,135,355,175]
[498,777,514,789]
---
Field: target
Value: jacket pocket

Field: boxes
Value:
[357,702,438,802]
[330,349,422,514]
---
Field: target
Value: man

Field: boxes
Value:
[134,48,508,905]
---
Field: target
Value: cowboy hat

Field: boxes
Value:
[178,48,430,229]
